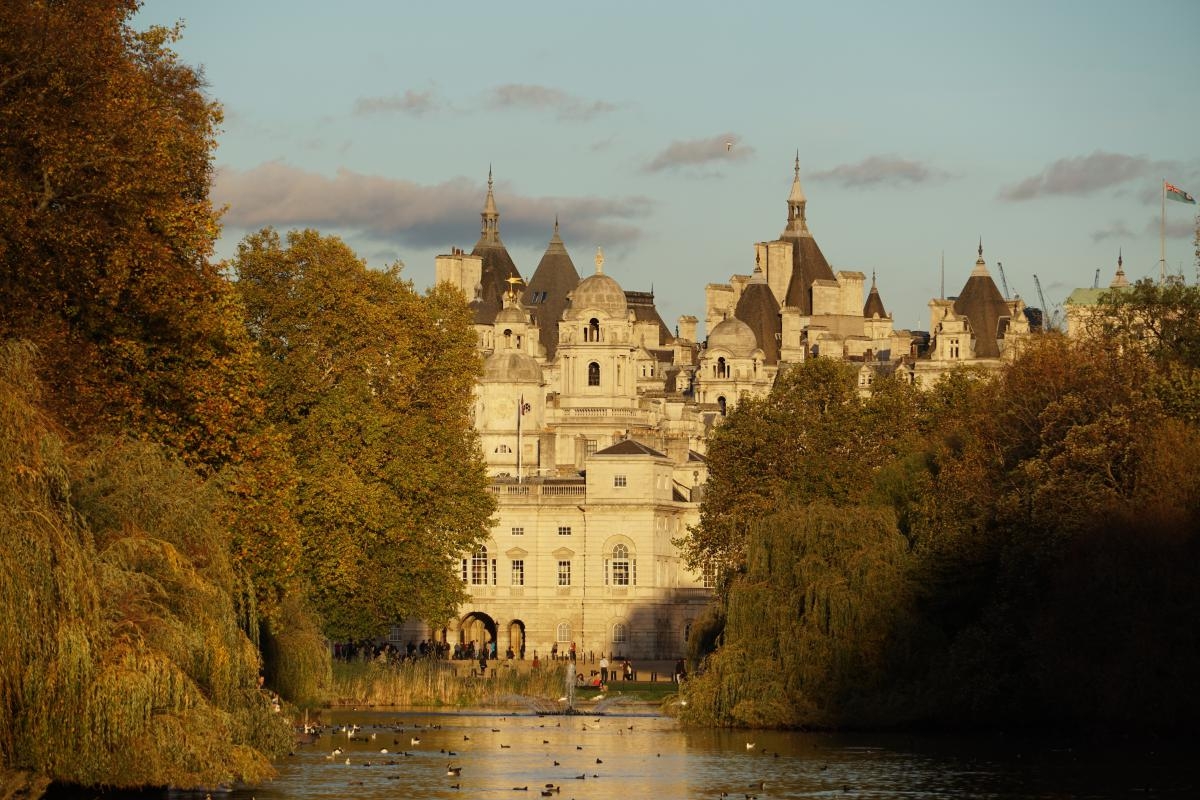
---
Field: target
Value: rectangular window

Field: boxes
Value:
[511,559,524,586]
[558,525,571,536]
[584,439,598,457]
[557,560,571,586]
[471,555,488,586]
[614,474,627,488]
[511,526,524,536]
[702,563,717,589]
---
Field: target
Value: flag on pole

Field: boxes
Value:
[1165,181,1196,204]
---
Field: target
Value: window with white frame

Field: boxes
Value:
[607,543,634,586]
[557,560,571,586]
[612,622,628,644]
[471,546,489,585]
[511,526,524,536]
[613,474,627,488]
[511,559,524,586]
[702,562,717,589]
[557,525,571,536]
[556,622,572,642]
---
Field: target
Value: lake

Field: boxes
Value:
[219,708,1195,799]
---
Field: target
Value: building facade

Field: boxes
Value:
[400,158,1040,660]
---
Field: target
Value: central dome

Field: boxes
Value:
[482,350,541,383]
[707,317,758,357]
[569,272,627,317]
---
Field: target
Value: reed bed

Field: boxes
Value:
[331,659,573,708]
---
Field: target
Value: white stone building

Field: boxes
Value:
[398,159,1041,660]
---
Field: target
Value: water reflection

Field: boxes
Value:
[226,709,1197,799]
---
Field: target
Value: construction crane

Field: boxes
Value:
[996,261,1010,298]
[1093,268,1101,289]
[1033,274,1058,331]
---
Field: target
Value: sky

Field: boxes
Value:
[137,0,1200,333]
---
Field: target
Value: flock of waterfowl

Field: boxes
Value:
[294,717,782,798]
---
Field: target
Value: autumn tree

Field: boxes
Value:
[906,336,1200,727]
[0,0,301,615]
[0,342,291,790]
[683,358,926,574]
[232,229,494,640]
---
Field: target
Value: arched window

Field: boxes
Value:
[471,546,489,585]
[606,543,635,586]
[717,396,727,416]
[556,622,572,643]
[611,622,628,644]
[588,318,600,342]
[503,328,513,347]
[587,361,600,386]
[716,356,728,378]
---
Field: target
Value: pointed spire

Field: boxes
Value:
[972,240,990,277]
[480,166,500,242]
[787,151,807,209]
[969,241,988,278]
[594,246,604,275]
[864,269,887,319]
[1111,248,1130,288]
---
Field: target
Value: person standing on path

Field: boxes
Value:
[569,641,577,662]
[599,655,609,684]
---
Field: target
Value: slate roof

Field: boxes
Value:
[522,221,580,358]
[863,276,888,318]
[783,235,836,313]
[625,290,674,344]
[952,249,1010,359]
[593,439,667,458]
[734,270,782,364]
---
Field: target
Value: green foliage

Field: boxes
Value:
[683,504,924,728]
[0,342,290,788]
[0,0,302,620]
[261,595,333,708]
[1094,278,1200,369]
[232,229,495,640]
[685,359,925,577]
[686,335,1200,731]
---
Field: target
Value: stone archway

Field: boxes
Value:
[508,619,527,659]
[460,611,498,658]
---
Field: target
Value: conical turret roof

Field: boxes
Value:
[781,154,836,313]
[470,167,523,324]
[952,242,1010,358]
[522,218,581,358]
[863,272,887,319]
[734,265,781,364]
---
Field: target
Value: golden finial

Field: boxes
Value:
[594,246,605,274]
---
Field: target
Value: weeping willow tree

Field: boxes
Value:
[0,342,290,790]
[682,503,928,729]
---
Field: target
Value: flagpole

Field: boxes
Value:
[1161,178,1166,284]
[516,395,522,484]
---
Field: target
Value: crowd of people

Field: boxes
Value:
[330,638,687,687]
